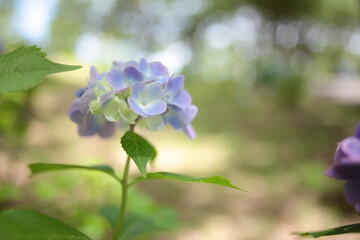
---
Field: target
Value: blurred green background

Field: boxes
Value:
[1,0,360,239]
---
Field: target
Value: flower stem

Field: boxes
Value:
[112,125,135,240]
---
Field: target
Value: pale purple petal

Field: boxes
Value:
[168,90,192,109]
[178,90,192,108]
[89,66,105,82]
[124,66,143,83]
[107,70,126,90]
[334,145,347,163]
[131,82,146,100]
[156,75,169,84]
[89,66,98,82]
[99,121,116,138]
[149,62,169,76]
[78,89,94,114]
[128,97,148,117]
[340,137,360,161]
[167,75,184,94]
[165,75,192,108]
[355,122,360,139]
[344,181,360,214]
[79,111,98,136]
[183,105,198,124]
[182,124,196,139]
[139,59,148,72]
[143,84,163,102]
[98,73,106,81]
[142,100,167,116]
[68,99,83,124]
[74,87,88,97]
[163,109,182,129]
[78,111,115,138]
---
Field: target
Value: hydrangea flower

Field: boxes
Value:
[127,82,167,117]
[325,122,360,213]
[68,59,197,139]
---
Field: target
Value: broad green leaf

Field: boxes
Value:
[294,223,360,238]
[0,209,92,240]
[0,46,81,93]
[121,131,156,177]
[100,206,176,240]
[29,163,120,182]
[134,172,246,191]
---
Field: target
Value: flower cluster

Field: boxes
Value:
[325,122,360,213]
[68,59,197,139]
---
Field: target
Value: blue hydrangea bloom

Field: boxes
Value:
[68,60,197,139]
[325,122,360,213]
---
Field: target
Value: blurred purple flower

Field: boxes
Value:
[325,122,360,213]
[68,66,115,138]
[69,93,115,138]
[69,60,197,139]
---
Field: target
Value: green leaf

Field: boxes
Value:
[0,46,81,93]
[294,223,360,238]
[100,206,176,240]
[121,131,156,177]
[134,172,246,191]
[0,209,92,240]
[29,163,120,182]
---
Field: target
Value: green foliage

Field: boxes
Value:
[0,46,81,93]
[101,205,177,240]
[244,0,315,19]
[0,92,29,143]
[121,131,156,177]
[29,163,120,182]
[135,172,246,191]
[0,184,22,203]
[294,223,360,238]
[0,209,92,240]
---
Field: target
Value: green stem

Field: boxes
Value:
[112,125,135,240]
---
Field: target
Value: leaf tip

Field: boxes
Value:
[69,65,82,70]
[292,232,314,238]
[237,187,249,193]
